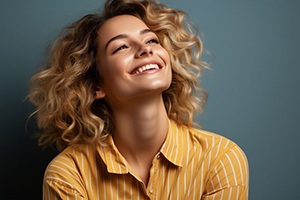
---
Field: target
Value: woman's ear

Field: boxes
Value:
[95,87,106,99]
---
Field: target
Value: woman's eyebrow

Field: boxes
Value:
[105,29,154,50]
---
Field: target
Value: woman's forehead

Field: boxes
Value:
[97,15,149,42]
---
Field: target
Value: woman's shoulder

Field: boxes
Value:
[171,121,245,155]
[187,126,247,159]
[45,143,98,176]
[190,127,238,147]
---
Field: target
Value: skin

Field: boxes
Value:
[95,15,172,185]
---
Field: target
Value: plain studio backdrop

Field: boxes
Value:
[0,0,299,199]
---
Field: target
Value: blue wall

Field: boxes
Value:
[1,0,299,199]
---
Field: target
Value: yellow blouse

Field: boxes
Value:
[43,120,249,199]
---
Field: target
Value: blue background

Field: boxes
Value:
[1,0,299,199]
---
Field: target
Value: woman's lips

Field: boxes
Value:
[131,63,161,75]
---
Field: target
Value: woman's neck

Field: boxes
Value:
[109,95,168,183]
[112,95,168,154]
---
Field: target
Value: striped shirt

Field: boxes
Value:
[43,120,249,199]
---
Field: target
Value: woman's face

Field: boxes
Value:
[96,15,171,105]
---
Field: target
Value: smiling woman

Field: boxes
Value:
[95,15,172,105]
[28,0,249,199]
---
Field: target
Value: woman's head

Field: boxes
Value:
[95,14,172,107]
[29,0,208,150]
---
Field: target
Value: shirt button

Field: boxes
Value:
[157,153,161,159]
[150,188,153,193]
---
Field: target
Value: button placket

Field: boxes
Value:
[156,153,161,159]
[147,154,161,198]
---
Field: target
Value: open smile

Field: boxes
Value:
[130,63,162,75]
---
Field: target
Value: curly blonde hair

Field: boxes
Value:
[28,0,208,150]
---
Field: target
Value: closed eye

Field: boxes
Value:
[112,45,128,54]
[146,38,160,44]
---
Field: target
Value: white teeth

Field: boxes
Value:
[134,64,159,74]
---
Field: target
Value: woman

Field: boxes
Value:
[29,0,249,199]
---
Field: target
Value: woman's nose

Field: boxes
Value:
[135,44,153,58]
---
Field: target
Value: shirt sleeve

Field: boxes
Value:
[203,145,249,200]
[42,154,88,200]
[43,179,86,200]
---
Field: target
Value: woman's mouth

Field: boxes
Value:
[131,64,160,75]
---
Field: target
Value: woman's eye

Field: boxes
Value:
[113,45,127,54]
[146,38,159,44]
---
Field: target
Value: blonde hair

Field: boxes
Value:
[28,0,208,150]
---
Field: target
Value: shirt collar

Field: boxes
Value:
[97,119,184,174]
[97,136,129,174]
[160,119,184,167]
